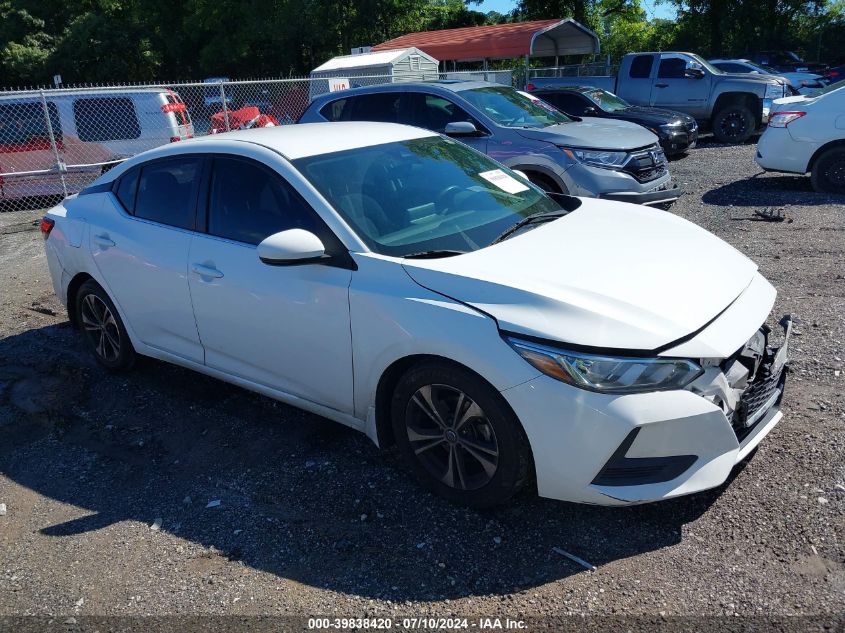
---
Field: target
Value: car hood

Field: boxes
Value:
[608,106,695,127]
[720,72,785,86]
[516,118,658,150]
[402,199,758,353]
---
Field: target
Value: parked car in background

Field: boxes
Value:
[755,82,845,193]
[527,85,698,156]
[748,51,827,75]
[202,77,234,112]
[822,64,845,85]
[300,81,679,206]
[41,122,791,507]
[0,88,193,201]
[527,52,790,143]
[709,59,825,94]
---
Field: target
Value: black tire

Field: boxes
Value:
[526,172,562,194]
[810,147,845,194]
[711,104,755,143]
[75,280,136,371]
[391,361,533,508]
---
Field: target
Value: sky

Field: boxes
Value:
[475,0,677,20]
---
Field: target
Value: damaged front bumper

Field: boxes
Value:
[500,315,792,506]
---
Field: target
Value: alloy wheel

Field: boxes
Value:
[80,294,121,362]
[719,111,748,140]
[404,384,499,490]
[822,158,845,189]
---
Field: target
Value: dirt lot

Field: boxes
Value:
[0,139,843,630]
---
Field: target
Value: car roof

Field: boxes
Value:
[314,80,501,101]
[0,87,174,101]
[150,122,438,160]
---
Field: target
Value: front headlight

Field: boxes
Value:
[560,147,628,169]
[765,83,786,99]
[507,337,703,394]
[660,120,684,129]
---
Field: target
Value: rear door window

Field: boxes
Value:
[134,157,202,229]
[0,101,62,147]
[629,55,654,79]
[320,98,349,122]
[207,156,320,245]
[321,93,402,123]
[73,97,141,142]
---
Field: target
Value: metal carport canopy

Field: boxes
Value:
[371,19,600,61]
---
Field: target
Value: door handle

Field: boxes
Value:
[191,263,224,279]
[655,83,669,88]
[93,234,115,248]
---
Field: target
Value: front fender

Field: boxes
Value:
[348,254,541,427]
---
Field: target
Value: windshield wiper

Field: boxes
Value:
[491,210,568,245]
[403,249,467,259]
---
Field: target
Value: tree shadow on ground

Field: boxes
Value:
[0,323,749,602]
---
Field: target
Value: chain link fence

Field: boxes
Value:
[0,70,513,213]
[528,63,616,79]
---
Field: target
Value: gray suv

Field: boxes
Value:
[299,81,679,206]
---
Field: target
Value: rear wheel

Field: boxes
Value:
[75,280,136,371]
[391,361,532,507]
[810,147,845,194]
[712,104,755,143]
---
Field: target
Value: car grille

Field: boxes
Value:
[622,145,668,183]
[731,358,786,441]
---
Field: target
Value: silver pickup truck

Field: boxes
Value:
[527,52,791,143]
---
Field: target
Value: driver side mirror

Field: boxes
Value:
[685,67,705,80]
[583,106,597,115]
[258,229,326,265]
[444,121,482,137]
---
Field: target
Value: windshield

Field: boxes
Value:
[459,86,572,128]
[582,88,631,112]
[294,136,565,257]
[745,61,776,74]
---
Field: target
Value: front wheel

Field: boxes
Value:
[810,147,845,194]
[75,280,136,371]
[711,104,755,143]
[391,362,533,507]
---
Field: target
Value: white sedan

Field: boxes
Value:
[756,82,845,193]
[41,122,790,507]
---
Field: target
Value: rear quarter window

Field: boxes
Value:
[114,168,140,213]
[73,97,141,142]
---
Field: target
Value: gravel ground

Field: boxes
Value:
[0,139,843,631]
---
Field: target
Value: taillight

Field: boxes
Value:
[768,111,806,128]
[526,83,536,91]
[40,217,55,239]
[161,102,188,114]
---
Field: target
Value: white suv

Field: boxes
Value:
[755,82,845,193]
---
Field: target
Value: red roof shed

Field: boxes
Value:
[371,19,600,62]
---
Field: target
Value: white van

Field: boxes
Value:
[0,87,193,201]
